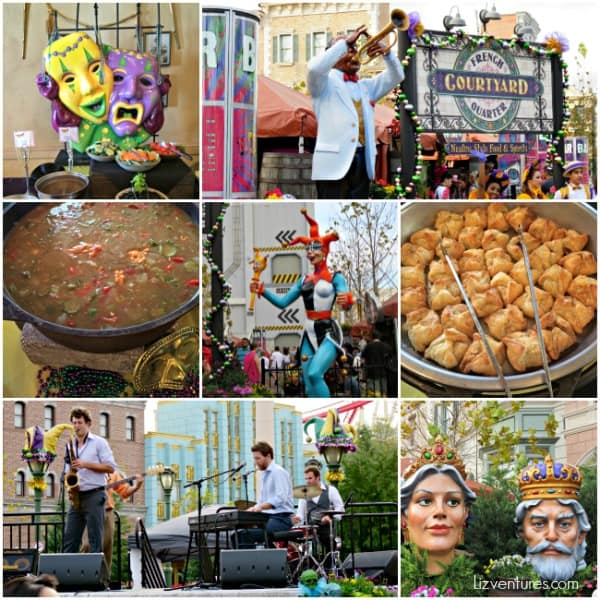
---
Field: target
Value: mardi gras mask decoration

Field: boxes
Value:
[106,49,171,138]
[40,32,113,125]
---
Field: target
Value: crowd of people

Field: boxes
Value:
[428,153,595,200]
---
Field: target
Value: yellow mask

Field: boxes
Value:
[43,32,113,124]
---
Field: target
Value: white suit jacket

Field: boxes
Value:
[307,40,404,181]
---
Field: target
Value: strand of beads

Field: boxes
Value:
[36,366,134,397]
[202,203,235,383]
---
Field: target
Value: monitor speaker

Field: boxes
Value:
[220,548,287,589]
[38,553,109,592]
[3,549,39,582]
[342,550,398,584]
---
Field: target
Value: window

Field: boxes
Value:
[15,402,25,428]
[126,416,135,441]
[15,471,25,496]
[100,412,109,438]
[272,33,297,65]
[44,405,55,430]
[306,31,327,60]
[46,474,55,498]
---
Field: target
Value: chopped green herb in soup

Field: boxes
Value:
[4,202,199,329]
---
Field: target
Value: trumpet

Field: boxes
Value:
[358,9,409,65]
[65,437,80,510]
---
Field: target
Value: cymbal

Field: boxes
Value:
[293,484,322,498]
[234,499,254,510]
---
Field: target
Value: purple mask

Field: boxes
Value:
[106,49,169,136]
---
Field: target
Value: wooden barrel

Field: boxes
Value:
[258,152,317,199]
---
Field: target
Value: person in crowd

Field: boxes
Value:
[4,574,59,597]
[434,172,453,199]
[307,25,404,198]
[361,331,392,397]
[518,160,547,199]
[554,161,596,199]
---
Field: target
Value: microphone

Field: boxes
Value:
[233,467,257,481]
[232,462,246,474]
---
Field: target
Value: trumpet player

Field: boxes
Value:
[307,22,404,199]
[62,408,116,557]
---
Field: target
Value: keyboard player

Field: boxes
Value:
[235,441,294,549]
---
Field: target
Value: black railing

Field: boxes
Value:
[3,510,123,589]
[261,362,397,397]
[339,502,398,557]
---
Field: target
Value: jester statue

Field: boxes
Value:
[515,454,591,581]
[36,32,171,152]
[250,209,354,397]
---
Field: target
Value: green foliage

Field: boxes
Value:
[466,468,524,565]
[338,420,397,504]
[334,574,394,596]
[544,562,597,597]
[482,554,540,581]
[401,543,483,597]
[579,464,597,563]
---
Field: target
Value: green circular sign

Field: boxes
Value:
[454,42,520,132]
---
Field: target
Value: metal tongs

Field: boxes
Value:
[440,242,512,397]
[517,225,553,397]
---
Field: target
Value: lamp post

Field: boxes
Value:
[321,446,345,489]
[443,6,466,31]
[479,3,501,33]
[27,459,50,524]
[158,466,175,586]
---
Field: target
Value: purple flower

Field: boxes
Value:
[408,12,424,40]
[543,31,569,54]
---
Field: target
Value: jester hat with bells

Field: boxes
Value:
[283,208,339,256]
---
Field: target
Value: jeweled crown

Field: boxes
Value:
[402,435,467,481]
[518,454,582,501]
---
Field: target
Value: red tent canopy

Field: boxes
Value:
[258,76,317,137]
[382,292,398,318]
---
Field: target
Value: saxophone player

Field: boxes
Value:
[62,408,117,556]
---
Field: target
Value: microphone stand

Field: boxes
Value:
[183,465,242,586]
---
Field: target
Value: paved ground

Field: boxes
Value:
[60,586,299,597]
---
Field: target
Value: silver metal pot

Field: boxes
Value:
[35,171,89,199]
[401,202,597,393]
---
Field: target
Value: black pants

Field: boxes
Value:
[316,148,370,199]
[234,513,293,549]
[63,488,107,554]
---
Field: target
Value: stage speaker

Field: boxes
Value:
[3,549,39,582]
[342,550,398,584]
[38,553,109,592]
[220,549,287,589]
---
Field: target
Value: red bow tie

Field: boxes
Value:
[343,73,359,83]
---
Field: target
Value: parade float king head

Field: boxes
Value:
[38,32,170,151]
[515,455,591,581]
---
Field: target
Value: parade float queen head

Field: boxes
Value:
[250,208,354,398]
[401,435,477,575]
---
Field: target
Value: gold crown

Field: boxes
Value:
[518,454,582,501]
[403,435,467,481]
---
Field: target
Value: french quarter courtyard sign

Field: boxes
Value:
[415,33,555,134]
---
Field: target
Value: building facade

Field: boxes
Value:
[258,2,391,85]
[145,400,304,527]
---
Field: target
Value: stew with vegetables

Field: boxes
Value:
[4,202,199,330]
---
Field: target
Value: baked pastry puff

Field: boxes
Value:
[458,226,484,250]
[567,275,597,310]
[506,206,535,232]
[401,285,427,315]
[559,251,597,276]
[434,210,464,240]
[490,272,524,306]
[424,328,471,369]
[513,286,554,318]
[538,264,573,298]
[553,228,588,252]
[410,227,442,252]
[528,217,558,242]
[487,202,510,232]
[430,277,462,311]
[459,333,506,376]
[405,308,443,353]
[401,265,426,289]
[482,228,510,251]
[485,248,514,277]
[440,304,476,337]
[470,287,504,318]
[485,305,528,340]
[401,242,434,267]
[553,296,595,334]
[539,312,577,360]
[503,330,547,373]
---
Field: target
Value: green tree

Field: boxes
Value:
[338,420,398,504]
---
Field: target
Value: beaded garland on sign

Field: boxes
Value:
[202,203,235,382]
[393,21,571,198]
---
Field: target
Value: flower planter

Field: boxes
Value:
[487,577,542,597]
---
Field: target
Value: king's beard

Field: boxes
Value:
[527,540,578,581]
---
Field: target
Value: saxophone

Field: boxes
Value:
[65,436,80,510]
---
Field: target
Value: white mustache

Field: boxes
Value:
[527,540,573,555]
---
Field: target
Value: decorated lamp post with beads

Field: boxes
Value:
[303,408,358,487]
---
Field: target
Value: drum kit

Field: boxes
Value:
[277,485,345,582]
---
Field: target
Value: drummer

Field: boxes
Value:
[236,441,294,549]
[292,463,344,563]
